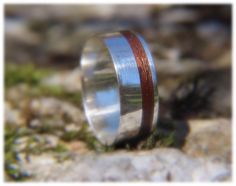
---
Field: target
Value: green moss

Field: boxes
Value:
[156,131,175,147]
[61,123,114,152]
[34,85,82,108]
[125,144,131,150]
[4,123,69,181]
[4,124,32,181]
[138,128,175,150]
[69,124,98,149]
[60,122,174,152]
[5,63,52,88]
[5,63,82,107]
[50,143,70,162]
[20,133,69,162]
[32,120,63,135]
[61,130,81,142]
[52,144,68,153]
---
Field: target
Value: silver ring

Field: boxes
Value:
[80,31,159,145]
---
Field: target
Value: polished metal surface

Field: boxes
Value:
[80,31,159,145]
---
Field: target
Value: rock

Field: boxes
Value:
[5,18,41,46]
[5,102,25,126]
[67,141,89,154]
[195,21,230,61]
[157,58,231,118]
[13,134,59,154]
[14,137,29,152]
[64,123,81,133]
[17,153,66,179]
[5,84,31,112]
[196,21,229,46]
[205,69,231,117]
[212,51,231,70]
[5,5,152,22]
[33,134,59,149]
[5,18,42,64]
[29,97,84,135]
[151,44,181,61]
[30,97,84,124]
[28,119,41,128]
[44,135,59,149]
[156,59,206,76]
[42,69,81,93]
[183,118,231,163]
[45,25,79,56]
[29,118,65,134]
[20,148,231,181]
[157,8,199,24]
[6,84,29,100]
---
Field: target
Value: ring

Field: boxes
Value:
[80,31,159,145]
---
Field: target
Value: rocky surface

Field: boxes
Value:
[30,97,84,127]
[42,68,81,93]
[10,116,231,182]
[6,118,231,182]
[4,5,232,182]
[183,119,232,161]
[21,146,231,181]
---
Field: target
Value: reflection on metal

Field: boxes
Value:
[80,31,159,145]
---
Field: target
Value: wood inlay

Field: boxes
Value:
[121,31,154,136]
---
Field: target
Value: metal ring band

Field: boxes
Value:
[80,31,159,145]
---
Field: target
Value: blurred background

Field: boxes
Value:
[4,4,232,182]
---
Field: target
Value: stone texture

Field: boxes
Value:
[5,101,25,126]
[30,97,84,125]
[183,118,231,162]
[28,97,84,136]
[20,148,231,182]
[42,69,81,93]
[15,118,231,182]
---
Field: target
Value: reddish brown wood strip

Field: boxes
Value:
[121,31,154,136]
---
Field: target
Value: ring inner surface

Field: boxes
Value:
[81,38,120,145]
